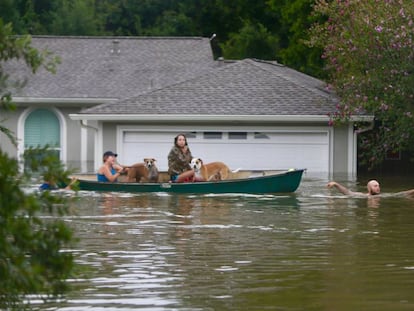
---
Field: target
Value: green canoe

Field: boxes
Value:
[77,169,305,194]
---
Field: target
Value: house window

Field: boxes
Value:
[184,132,197,139]
[203,132,222,139]
[254,132,270,139]
[229,132,247,139]
[24,108,61,155]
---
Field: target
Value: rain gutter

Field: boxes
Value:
[69,114,374,123]
[12,97,116,105]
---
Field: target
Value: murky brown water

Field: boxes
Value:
[32,175,414,310]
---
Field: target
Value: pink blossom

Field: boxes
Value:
[375,25,383,32]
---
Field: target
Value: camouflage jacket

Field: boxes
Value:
[167,146,192,176]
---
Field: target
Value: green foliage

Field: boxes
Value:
[48,0,99,35]
[221,21,279,60]
[0,21,58,72]
[23,147,76,188]
[308,0,414,169]
[268,0,326,78]
[0,148,75,309]
[149,11,195,36]
[0,20,76,309]
[0,0,25,33]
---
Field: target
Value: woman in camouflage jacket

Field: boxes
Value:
[168,133,195,182]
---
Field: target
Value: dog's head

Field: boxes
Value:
[143,158,156,168]
[190,158,203,171]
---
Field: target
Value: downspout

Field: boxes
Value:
[354,120,374,135]
[80,119,98,131]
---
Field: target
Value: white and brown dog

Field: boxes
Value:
[127,158,159,183]
[190,157,232,182]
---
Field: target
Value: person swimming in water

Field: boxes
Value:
[327,180,414,197]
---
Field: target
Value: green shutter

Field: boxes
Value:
[24,109,60,148]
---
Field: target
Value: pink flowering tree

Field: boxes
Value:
[308,0,414,169]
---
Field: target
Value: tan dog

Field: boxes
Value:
[190,158,232,182]
[127,158,159,183]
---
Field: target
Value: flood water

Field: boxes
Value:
[33,175,414,310]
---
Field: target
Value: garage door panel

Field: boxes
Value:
[121,142,171,169]
[191,143,327,171]
[121,131,329,173]
[262,132,328,144]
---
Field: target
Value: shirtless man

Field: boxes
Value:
[327,180,380,196]
[327,180,414,197]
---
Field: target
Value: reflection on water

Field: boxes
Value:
[32,177,414,311]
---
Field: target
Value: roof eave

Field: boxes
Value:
[69,114,374,123]
[12,97,117,105]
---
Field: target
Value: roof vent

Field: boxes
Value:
[110,39,120,55]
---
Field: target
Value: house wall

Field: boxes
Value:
[101,122,119,156]
[81,120,98,173]
[65,108,94,172]
[92,122,357,177]
[1,110,358,176]
[0,108,19,157]
[0,106,96,173]
[332,124,355,178]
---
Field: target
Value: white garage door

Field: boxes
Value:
[120,130,329,173]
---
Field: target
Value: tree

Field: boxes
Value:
[0,0,23,32]
[308,0,414,169]
[0,19,76,309]
[267,0,325,78]
[220,21,279,60]
[148,10,195,36]
[48,0,99,35]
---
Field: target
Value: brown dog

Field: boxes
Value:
[190,158,232,182]
[127,158,159,183]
